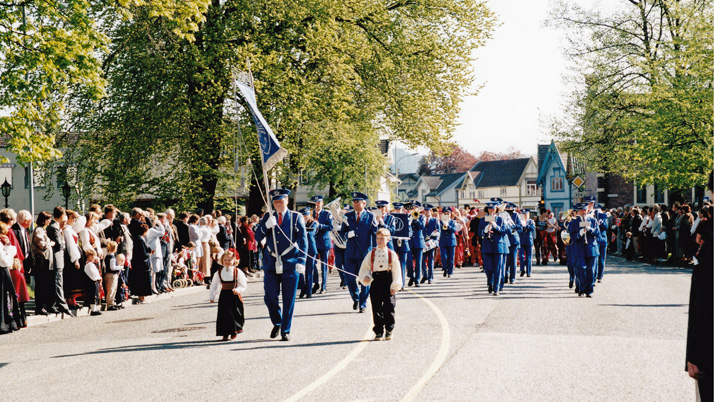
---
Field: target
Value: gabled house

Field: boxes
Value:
[423,172,466,207]
[396,173,420,201]
[456,171,481,208]
[536,141,576,215]
[470,157,540,210]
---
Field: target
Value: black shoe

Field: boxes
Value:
[578,292,584,297]
[597,279,601,283]
[340,280,345,288]
[569,280,574,289]
[414,283,420,287]
[536,261,541,266]
[488,285,493,294]
[353,301,358,310]
[107,306,119,311]
[319,289,325,294]
[306,294,312,299]
[428,280,432,284]
[408,278,414,287]
[543,261,548,266]
[46,307,59,314]
[270,325,280,339]
[527,274,531,277]
[359,307,365,313]
[520,271,525,277]
[374,333,383,341]
[575,286,579,293]
[493,292,499,296]
[509,280,514,284]
[443,271,447,277]
[299,291,305,299]
[281,334,290,341]
[384,331,392,341]
[420,277,427,284]
[586,294,592,298]
[34,309,48,316]
[90,311,102,316]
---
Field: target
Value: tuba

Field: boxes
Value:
[561,230,571,245]
[324,197,348,249]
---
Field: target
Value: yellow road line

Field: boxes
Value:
[283,326,374,402]
[400,289,451,402]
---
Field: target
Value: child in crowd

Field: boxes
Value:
[209,251,247,341]
[104,241,124,311]
[625,231,634,261]
[358,228,402,341]
[83,249,103,316]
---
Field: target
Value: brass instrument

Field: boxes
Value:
[324,197,347,249]
[411,210,420,220]
[561,230,571,245]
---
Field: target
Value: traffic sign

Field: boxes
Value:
[572,176,585,188]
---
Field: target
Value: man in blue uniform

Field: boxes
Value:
[479,202,511,295]
[407,202,425,287]
[439,207,458,278]
[339,192,378,312]
[593,203,608,284]
[309,196,334,294]
[375,200,395,252]
[391,202,410,290]
[333,204,352,289]
[254,189,307,341]
[568,203,600,297]
[504,202,522,284]
[519,209,535,277]
[298,207,318,299]
[421,204,440,284]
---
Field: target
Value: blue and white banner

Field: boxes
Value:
[391,213,410,239]
[236,81,287,172]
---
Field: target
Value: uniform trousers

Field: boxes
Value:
[317,249,330,291]
[345,258,370,309]
[440,246,455,276]
[519,245,532,276]
[566,245,576,284]
[576,256,597,295]
[506,245,519,281]
[369,271,396,335]
[263,269,299,336]
[396,250,408,288]
[407,247,422,283]
[421,249,435,281]
[300,253,316,297]
[334,247,346,285]
[482,253,505,293]
[596,243,607,282]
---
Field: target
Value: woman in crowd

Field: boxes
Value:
[31,212,53,315]
[0,210,28,326]
[238,216,256,274]
[63,210,84,309]
[130,223,153,304]
[0,221,20,333]
[678,205,695,264]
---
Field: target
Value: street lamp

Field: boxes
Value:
[61,182,71,209]
[1,179,11,208]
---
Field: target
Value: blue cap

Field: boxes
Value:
[593,203,604,210]
[309,195,324,203]
[299,207,311,215]
[412,201,422,208]
[522,209,531,214]
[270,189,290,201]
[484,202,499,211]
[505,202,517,210]
[352,192,368,201]
[442,207,452,213]
[574,203,587,211]
[392,202,404,209]
[584,196,597,203]
[490,197,503,203]
[375,200,389,207]
[423,203,434,210]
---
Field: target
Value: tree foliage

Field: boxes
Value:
[547,0,713,189]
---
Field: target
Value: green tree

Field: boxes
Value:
[61,0,496,211]
[547,0,713,189]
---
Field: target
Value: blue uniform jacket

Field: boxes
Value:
[423,217,441,244]
[339,209,378,260]
[568,216,600,258]
[305,221,318,256]
[506,212,522,247]
[438,219,458,247]
[596,212,608,245]
[519,219,535,246]
[314,209,334,251]
[409,215,426,249]
[379,214,395,251]
[479,216,511,254]
[254,210,308,272]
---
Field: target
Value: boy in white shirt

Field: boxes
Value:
[358,228,402,340]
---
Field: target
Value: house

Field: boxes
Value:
[396,173,419,201]
[536,141,577,215]
[470,157,540,210]
[422,172,467,207]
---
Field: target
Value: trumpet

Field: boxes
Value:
[411,210,420,220]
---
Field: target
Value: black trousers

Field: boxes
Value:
[369,271,396,335]
[33,262,51,312]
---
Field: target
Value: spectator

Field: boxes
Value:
[0,221,20,333]
[31,212,53,316]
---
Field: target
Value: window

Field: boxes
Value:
[469,191,475,198]
[654,183,665,203]
[478,190,484,198]
[526,180,538,196]
[299,170,311,185]
[500,188,507,196]
[636,185,647,203]
[552,203,563,216]
[551,168,564,192]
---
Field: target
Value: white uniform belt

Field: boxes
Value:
[270,243,296,258]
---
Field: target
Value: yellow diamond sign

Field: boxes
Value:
[572,176,585,188]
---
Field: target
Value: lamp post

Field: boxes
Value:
[61,182,71,209]
[1,179,11,208]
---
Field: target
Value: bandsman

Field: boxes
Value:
[421,204,440,284]
[438,207,458,278]
[406,201,425,287]
[568,203,600,297]
[519,209,535,277]
[309,195,334,294]
[339,192,378,312]
[479,202,511,295]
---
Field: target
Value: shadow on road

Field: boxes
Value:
[598,303,687,308]
[230,338,371,352]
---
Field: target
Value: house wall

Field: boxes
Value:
[0,148,66,216]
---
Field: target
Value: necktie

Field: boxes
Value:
[278,213,283,226]
[357,212,360,222]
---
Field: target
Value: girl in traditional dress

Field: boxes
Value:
[208,251,247,341]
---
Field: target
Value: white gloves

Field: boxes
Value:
[265,216,277,229]
[296,264,305,275]
[347,230,355,239]
[579,228,586,237]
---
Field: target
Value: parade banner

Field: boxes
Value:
[236,81,287,172]
[392,213,410,239]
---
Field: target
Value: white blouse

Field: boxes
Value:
[208,267,248,302]
[357,247,402,292]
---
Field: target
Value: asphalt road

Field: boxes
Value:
[0,255,696,401]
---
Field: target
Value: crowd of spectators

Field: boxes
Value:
[0,204,262,335]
